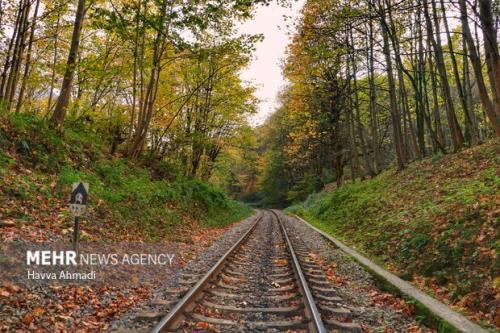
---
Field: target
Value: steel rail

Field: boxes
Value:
[271,209,327,333]
[150,211,263,333]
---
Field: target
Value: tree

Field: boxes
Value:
[50,0,86,128]
[458,0,500,136]
[478,0,500,122]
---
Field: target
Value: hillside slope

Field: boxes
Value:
[0,113,250,243]
[288,141,499,329]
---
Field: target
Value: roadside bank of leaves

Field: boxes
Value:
[287,140,499,330]
[0,221,235,331]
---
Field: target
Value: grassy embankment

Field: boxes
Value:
[288,141,499,329]
[0,112,251,242]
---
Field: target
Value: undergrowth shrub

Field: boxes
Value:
[0,112,251,241]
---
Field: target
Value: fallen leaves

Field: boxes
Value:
[32,307,45,316]
[0,282,152,331]
[196,321,211,329]
[22,313,34,325]
[272,258,288,266]
[368,288,414,317]
[0,219,16,227]
[325,267,346,286]
[0,282,20,298]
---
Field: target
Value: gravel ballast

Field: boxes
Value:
[279,211,433,332]
[107,213,259,332]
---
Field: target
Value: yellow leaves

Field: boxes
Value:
[492,277,500,291]
[272,258,288,266]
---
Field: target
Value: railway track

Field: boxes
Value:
[145,210,362,333]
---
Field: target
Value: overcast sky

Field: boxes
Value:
[237,1,305,126]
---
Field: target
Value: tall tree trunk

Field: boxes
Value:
[384,0,442,156]
[462,37,479,141]
[367,18,380,174]
[439,0,478,145]
[344,40,361,181]
[128,0,142,147]
[0,0,3,32]
[50,0,86,129]
[427,36,445,146]
[351,48,374,177]
[398,69,419,159]
[47,11,61,114]
[458,0,500,136]
[414,7,426,156]
[478,0,500,122]
[4,0,30,109]
[15,0,40,113]
[0,0,23,102]
[127,0,172,158]
[424,0,464,151]
[381,22,405,170]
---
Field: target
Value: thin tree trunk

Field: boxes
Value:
[0,0,23,102]
[128,0,142,147]
[367,18,380,174]
[427,36,445,146]
[127,0,172,158]
[414,7,426,156]
[352,50,374,177]
[439,0,478,145]
[423,0,464,151]
[50,0,86,128]
[381,20,405,170]
[398,70,418,159]
[4,0,30,109]
[462,37,479,141]
[344,37,361,181]
[47,11,61,114]
[458,0,500,136]
[16,0,40,113]
[0,0,3,32]
[478,0,500,122]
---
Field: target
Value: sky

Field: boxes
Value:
[237,1,306,126]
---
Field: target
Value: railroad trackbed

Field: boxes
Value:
[112,210,363,333]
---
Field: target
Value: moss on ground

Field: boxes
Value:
[0,112,251,242]
[287,140,499,329]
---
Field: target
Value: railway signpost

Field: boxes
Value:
[70,182,89,252]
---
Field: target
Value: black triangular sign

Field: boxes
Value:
[71,182,88,205]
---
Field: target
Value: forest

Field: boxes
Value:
[252,0,499,206]
[0,0,499,330]
[0,0,498,203]
[0,0,269,179]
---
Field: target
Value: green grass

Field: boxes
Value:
[0,112,251,241]
[287,141,499,328]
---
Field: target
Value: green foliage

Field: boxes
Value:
[0,149,15,170]
[259,150,290,207]
[0,112,251,241]
[1,112,105,172]
[56,161,249,240]
[287,141,499,324]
